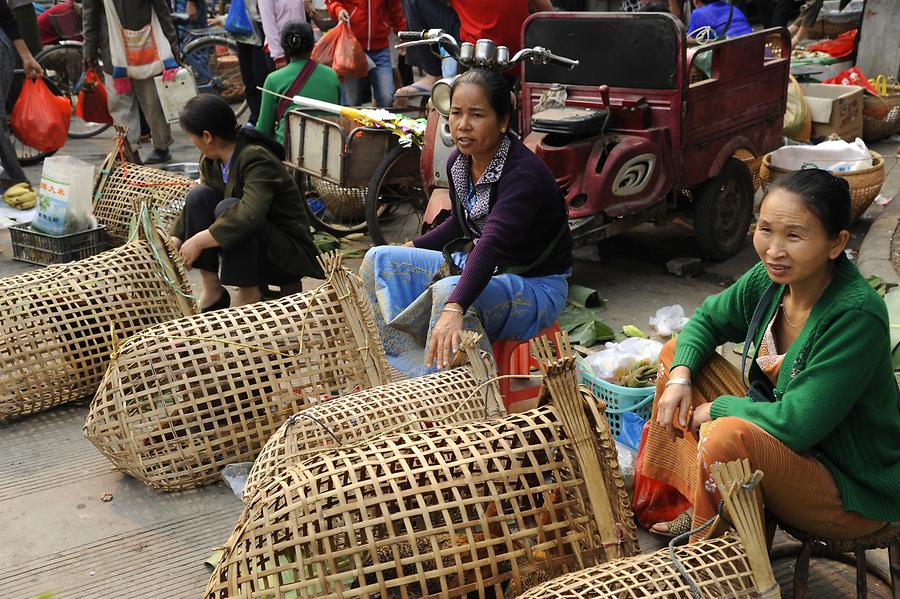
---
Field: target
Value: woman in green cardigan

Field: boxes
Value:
[169,94,323,311]
[643,168,900,541]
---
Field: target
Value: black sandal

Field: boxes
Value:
[201,289,230,313]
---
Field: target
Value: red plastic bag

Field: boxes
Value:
[631,422,691,528]
[807,29,858,59]
[76,70,114,125]
[311,21,368,79]
[10,78,71,153]
[822,65,879,95]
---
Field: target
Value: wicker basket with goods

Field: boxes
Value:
[205,332,639,599]
[734,149,763,193]
[92,132,196,244]
[83,253,393,491]
[242,331,505,501]
[760,151,884,222]
[517,459,779,599]
[863,77,900,143]
[310,178,367,220]
[0,209,195,421]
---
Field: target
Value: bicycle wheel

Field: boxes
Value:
[297,172,369,236]
[5,71,64,166]
[181,35,249,118]
[36,43,111,139]
[365,145,427,246]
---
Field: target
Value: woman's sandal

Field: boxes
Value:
[201,289,231,313]
[650,510,693,539]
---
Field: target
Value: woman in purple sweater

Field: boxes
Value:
[361,68,573,377]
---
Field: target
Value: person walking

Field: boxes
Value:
[82,0,179,164]
[258,0,308,68]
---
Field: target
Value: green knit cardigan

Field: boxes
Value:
[673,254,900,523]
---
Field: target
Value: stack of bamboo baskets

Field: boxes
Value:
[0,209,196,421]
[83,253,394,491]
[205,332,639,598]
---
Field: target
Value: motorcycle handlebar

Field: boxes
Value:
[397,30,424,41]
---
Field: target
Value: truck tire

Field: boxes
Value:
[694,158,754,262]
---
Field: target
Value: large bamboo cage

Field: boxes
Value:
[517,459,780,599]
[242,331,506,502]
[92,131,196,244]
[83,253,393,491]
[205,332,639,599]
[0,208,195,422]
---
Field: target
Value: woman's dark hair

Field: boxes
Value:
[765,168,852,236]
[179,94,285,160]
[450,68,513,123]
[281,20,315,59]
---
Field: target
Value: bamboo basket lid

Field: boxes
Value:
[205,332,639,598]
[242,331,505,502]
[516,459,780,599]
[83,253,392,491]
[0,207,195,421]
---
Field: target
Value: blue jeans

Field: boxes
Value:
[341,47,395,108]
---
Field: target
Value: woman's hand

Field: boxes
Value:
[337,8,350,23]
[426,305,465,370]
[179,230,218,270]
[169,236,184,250]
[14,40,43,79]
[655,366,693,442]
[690,402,713,437]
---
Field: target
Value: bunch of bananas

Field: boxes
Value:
[3,182,37,210]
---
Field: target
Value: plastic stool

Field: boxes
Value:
[492,322,562,411]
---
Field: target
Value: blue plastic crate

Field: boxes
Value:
[577,358,654,438]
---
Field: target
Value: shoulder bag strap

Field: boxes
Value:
[276,60,319,124]
[740,282,780,387]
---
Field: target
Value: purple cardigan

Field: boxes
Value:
[413,134,573,310]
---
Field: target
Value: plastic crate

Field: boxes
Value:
[9,222,107,266]
[578,359,655,438]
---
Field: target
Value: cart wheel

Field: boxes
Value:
[366,145,427,246]
[694,157,754,262]
[296,172,368,236]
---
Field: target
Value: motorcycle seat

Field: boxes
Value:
[531,107,608,138]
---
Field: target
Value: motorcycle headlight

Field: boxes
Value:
[431,78,453,117]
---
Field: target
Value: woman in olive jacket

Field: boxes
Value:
[170,94,323,311]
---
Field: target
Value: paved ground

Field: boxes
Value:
[0,130,898,598]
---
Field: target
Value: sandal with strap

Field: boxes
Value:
[650,510,694,539]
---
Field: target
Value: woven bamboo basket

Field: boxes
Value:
[242,331,506,502]
[93,133,196,244]
[0,209,196,422]
[807,18,859,39]
[84,253,393,491]
[863,86,900,143]
[760,151,884,221]
[734,149,763,192]
[311,178,368,221]
[517,459,780,599]
[205,333,639,599]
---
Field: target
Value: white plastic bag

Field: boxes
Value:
[154,67,198,124]
[584,337,664,383]
[649,304,690,337]
[33,155,96,235]
[616,440,637,492]
[768,138,873,173]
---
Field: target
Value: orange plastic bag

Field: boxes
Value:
[11,78,71,153]
[311,21,368,79]
[631,422,692,528]
[76,70,114,125]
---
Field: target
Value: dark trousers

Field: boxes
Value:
[757,0,801,27]
[236,40,275,125]
[401,0,460,77]
[181,185,295,288]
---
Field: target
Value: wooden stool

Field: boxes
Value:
[771,518,900,599]
[491,322,561,410]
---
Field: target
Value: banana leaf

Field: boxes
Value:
[559,304,615,347]
[567,284,605,309]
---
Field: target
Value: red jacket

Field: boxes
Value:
[325,0,406,52]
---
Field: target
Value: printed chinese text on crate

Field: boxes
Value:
[205,332,639,598]
[84,253,393,491]
[0,216,195,421]
[241,331,505,502]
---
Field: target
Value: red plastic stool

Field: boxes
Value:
[492,321,562,411]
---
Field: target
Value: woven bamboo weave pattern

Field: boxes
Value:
[0,225,195,421]
[863,90,900,142]
[92,141,196,244]
[206,336,638,599]
[242,334,505,502]
[84,254,392,491]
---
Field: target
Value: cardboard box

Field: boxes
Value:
[799,83,864,141]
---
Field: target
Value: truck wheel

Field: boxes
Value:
[694,158,754,262]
